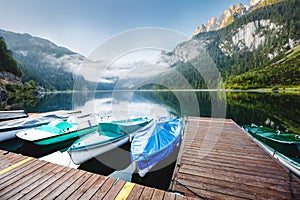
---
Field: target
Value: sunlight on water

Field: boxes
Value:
[73,91,173,120]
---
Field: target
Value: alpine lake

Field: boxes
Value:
[1,90,300,190]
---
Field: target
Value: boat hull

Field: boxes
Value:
[69,135,129,165]
[244,125,300,157]
[0,110,28,121]
[250,132,300,157]
[69,117,151,164]
[99,117,151,134]
[33,126,98,145]
[0,129,20,142]
[68,117,151,164]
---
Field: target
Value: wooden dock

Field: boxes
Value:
[170,117,300,199]
[0,149,195,199]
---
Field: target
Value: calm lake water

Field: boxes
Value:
[19,90,299,134]
[1,90,300,190]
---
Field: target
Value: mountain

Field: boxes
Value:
[157,0,300,89]
[193,0,284,35]
[0,29,86,90]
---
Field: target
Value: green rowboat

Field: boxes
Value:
[99,117,152,133]
[243,124,300,157]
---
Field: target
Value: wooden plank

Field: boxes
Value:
[0,152,24,164]
[176,173,294,199]
[2,155,26,167]
[178,175,260,199]
[163,191,177,200]
[184,148,275,163]
[66,173,100,199]
[179,159,297,193]
[179,157,292,180]
[90,177,116,200]
[185,145,271,158]
[0,157,34,176]
[0,160,45,187]
[139,186,154,199]
[0,162,59,199]
[184,146,270,157]
[114,182,135,200]
[0,151,24,165]
[7,163,63,199]
[175,194,188,200]
[182,151,283,169]
[181,154,282,172]
[37,169,86,199]
[102,179,126,200]
[54,171,92,199]
[21,166,74,199]
[174,183,245,200]
[78,175,108,200]
[151,189,165,200]
[126,184,144,200]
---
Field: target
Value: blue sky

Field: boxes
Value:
[0,0,250,56]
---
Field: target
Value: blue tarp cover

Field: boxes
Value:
[131,117,183,170]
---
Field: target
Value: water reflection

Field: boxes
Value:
[5,90,300,144]
[73,91,177,120]
[226,92,300,134]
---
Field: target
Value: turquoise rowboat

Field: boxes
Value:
[243,124,300,157]
[99,117,152,133]
[68,117,151,165]
[16,115,98,145]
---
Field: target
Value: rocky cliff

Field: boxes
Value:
[0,72,22,102]
[0,71,22,86]
[193,0,284,35]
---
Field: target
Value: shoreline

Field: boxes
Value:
[40,87,300,93]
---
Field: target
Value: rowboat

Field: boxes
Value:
[0,110,28,121]
[131,117,183,177]
[68,117,151,165]
[243,124,300,157]
[99,117,152,133]
[0,114,70,142]
[16,115,98,145]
